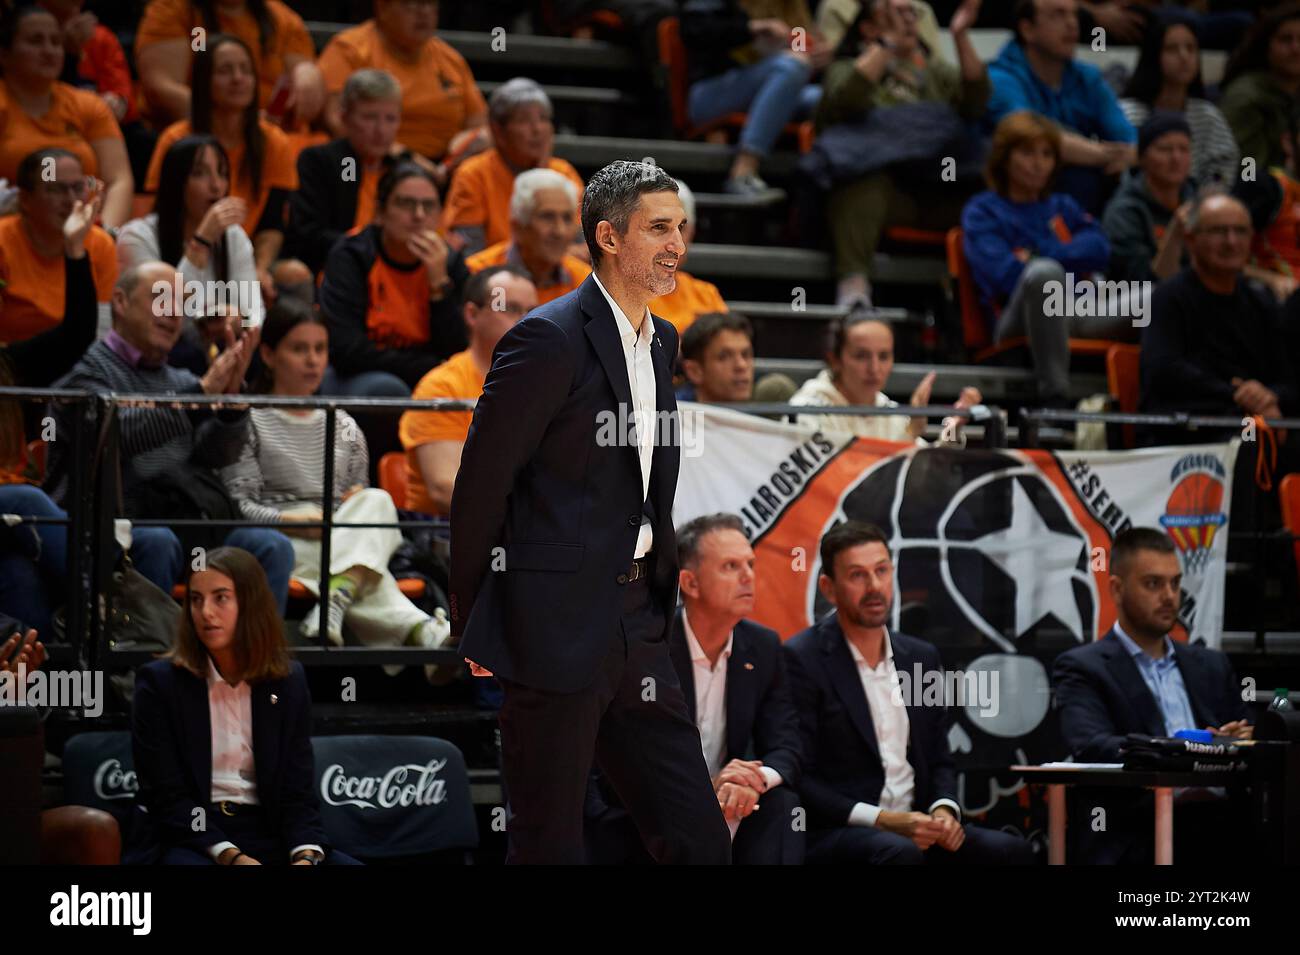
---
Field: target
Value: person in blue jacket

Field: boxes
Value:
[962,110,1136,403]
[986,0,1137,213]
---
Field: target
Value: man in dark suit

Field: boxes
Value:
[449,160,731,864]
[785,521,1034,865]
[1052,526,1252,863]
[586,513,804,864]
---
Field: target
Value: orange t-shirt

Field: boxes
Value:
[145,119,299,235]
[353,166,381,232]
[0,80,121,184]
[134,0,314,111]
[465,241,591,305]
[0,218,117,343]
[398,349,485,514]
[650,270,728,336]
[366,254,434,349]
[442,148,585,248]
[318,21,487,160]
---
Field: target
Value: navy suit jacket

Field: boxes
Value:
[784,615,958,830]
[449,274,682,693]
[129,659,327,859]
[667,609,802,786]
[1052,627,1248,762]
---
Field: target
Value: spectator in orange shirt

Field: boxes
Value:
[0,5,132,227]
[134,0,324,126]
[40,0,135,123]
[442,77,587,259]
[145,34,309,305]
[318,0,488,175]
[649,179,728,336]
[399,265,538,516]
[465,168,591,305]
[0,147,117,345]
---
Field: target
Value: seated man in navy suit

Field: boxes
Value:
[586,513,804,864]
[784,520,1033,865]
[1052,527,1252,864]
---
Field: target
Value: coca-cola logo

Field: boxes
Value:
[93,758,138,800]
[320,760,449,810]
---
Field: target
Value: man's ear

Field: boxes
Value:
[596,219,618,254]
[682,358,704,386]
[679,568,698,599]
[1107,573,1123,610]
[817,572,836,607]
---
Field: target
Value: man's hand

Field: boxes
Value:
[1083,1,1145,44]
[63,178,105,259]
[929,806,966,852]
[232,854,261,865]
[1,629,46,673]
[949,0,982,35]
[877,810,942,849]
[1231,377,1278,416]
[714,758,768,793]
[717,781,761,821]
[1212,719,1254,740]
[1101,142,1137,176]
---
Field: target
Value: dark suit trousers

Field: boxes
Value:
[497,576,732,864]
[807,823,1034,865]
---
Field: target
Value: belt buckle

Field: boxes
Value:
[629,559,644,582]
[219,801,236,817]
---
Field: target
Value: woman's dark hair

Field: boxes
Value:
[253,295,326,393]
[1223,2,1300,88]
[376,159,439,210]
[191,0,274,54]
[823,311,892,360]
[1122,10,1206,103]
[156,135,232,280]
[168,546,291,683]
[0,3,55,54]
[190,33,264,199]
[15,146,79,191]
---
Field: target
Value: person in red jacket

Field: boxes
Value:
[39,0,136,124]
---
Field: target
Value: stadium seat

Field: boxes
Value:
[25,439,46,481]
[657,17,813,152]
[1106,343,1141,449]
[62,731,138,826]
[946,227,1114,365]
[378,452,407,510]
[311,735,478,862]
[1281,475,1300,595]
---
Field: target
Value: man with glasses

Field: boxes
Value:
[1139,190,1297,442]
[398,265,538,516]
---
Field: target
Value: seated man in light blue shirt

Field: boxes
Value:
[1052,526,1252,863]
[988,0,1137,212]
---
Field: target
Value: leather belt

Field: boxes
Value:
[628,556,650,582]
[217,800,251,817]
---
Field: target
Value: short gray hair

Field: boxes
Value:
[341,69,402,114]
[676,513,747,569]
[581,160,678,267]
[489,77,553,126]
[510,167,578,224]
[673,178,695,227]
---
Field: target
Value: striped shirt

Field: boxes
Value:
[1120,97,1240,188]
[46,339,248,508]
[220,407,369,524]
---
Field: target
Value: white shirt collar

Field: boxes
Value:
[844,627,894,670]
[682,608,734,671]
[1112,620,1175,662]
[591,271,654,348]
[207,657,241,689]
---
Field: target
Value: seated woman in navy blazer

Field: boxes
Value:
[129,546,359,865]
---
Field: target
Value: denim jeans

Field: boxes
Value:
[687,52,820,158]
[0,483,183,635]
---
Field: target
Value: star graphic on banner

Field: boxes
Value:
[974,478,1086,640]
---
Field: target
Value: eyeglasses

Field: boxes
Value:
[39,176,94,199]
[390,196,439,215]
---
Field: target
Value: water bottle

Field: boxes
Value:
[1268,688,1293,712]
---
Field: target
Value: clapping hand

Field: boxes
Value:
[1,629,46,674]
